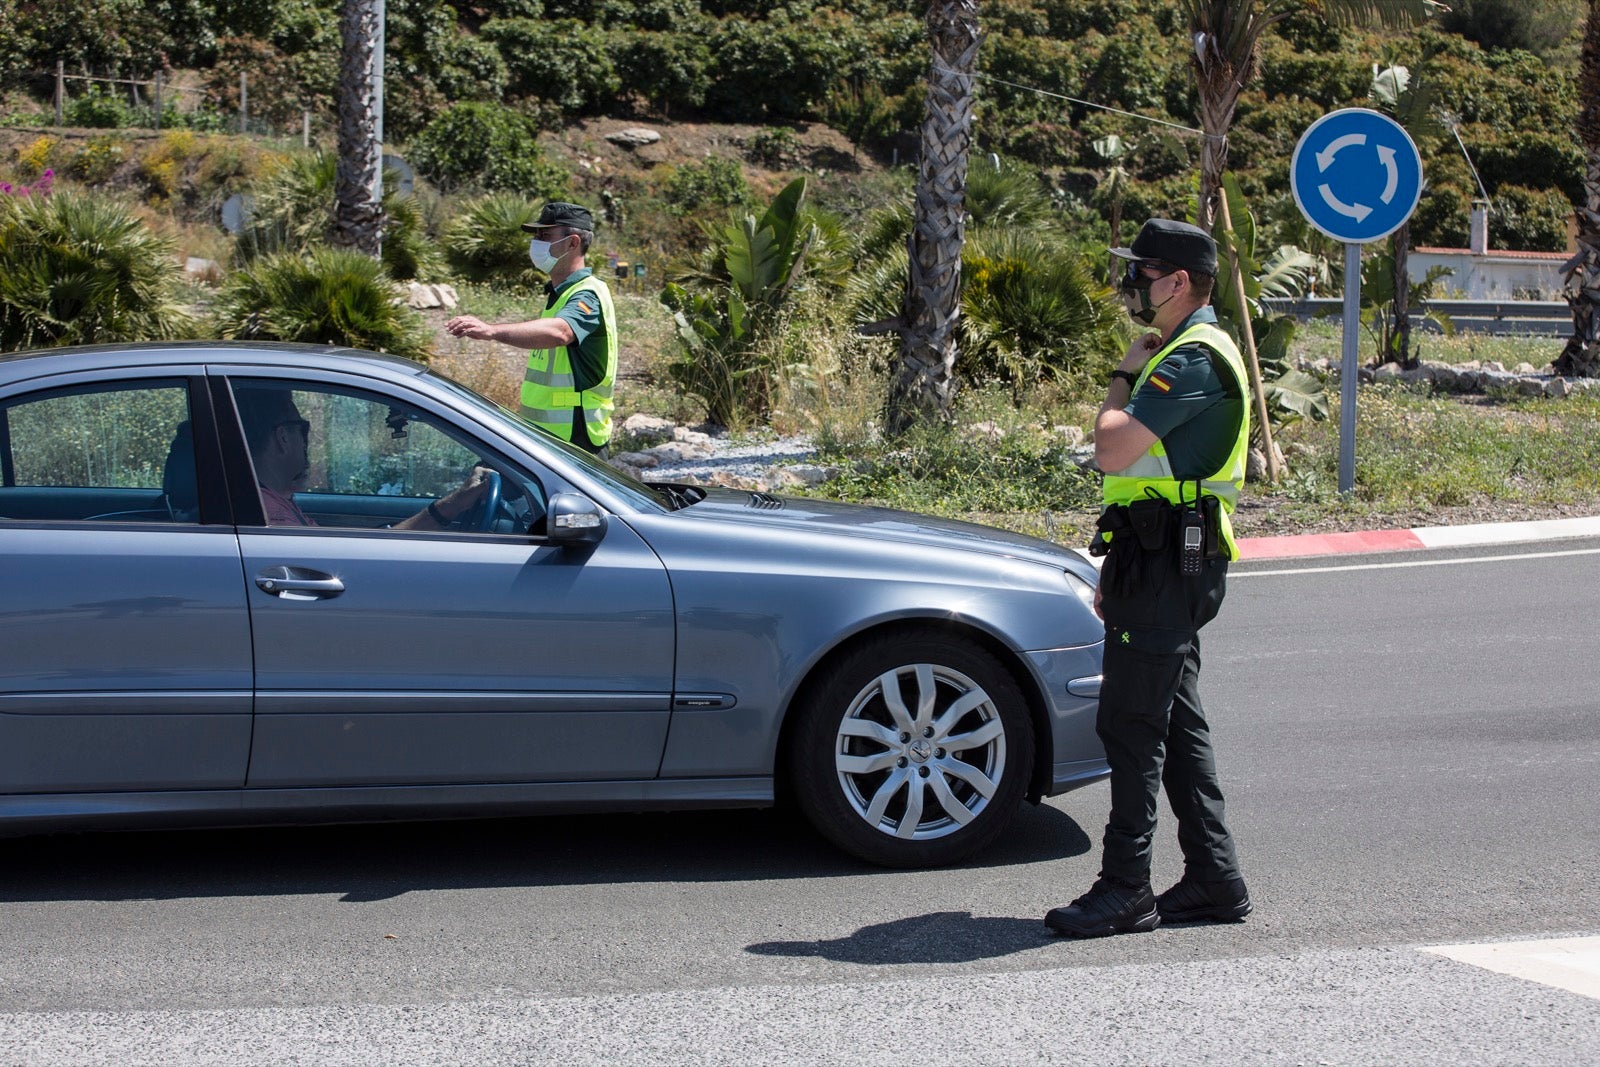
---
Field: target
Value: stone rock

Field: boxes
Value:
[1373,362,1403,382]
[619,413,676,445]
[606,127,661,148]
[770,464,838,487]
[613,450,660,469]
[1051,424,1086,448]
[1247,444,1287,482]
[1548,376,1570,398]
[401,282,459,310]
[644,440,714,463]
[1483,360,1507,374]
[673,426,716,449]
[1513,362,1537,375]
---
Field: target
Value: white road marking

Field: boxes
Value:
[1423,936,1600,1001]
[1235,546,1600,578]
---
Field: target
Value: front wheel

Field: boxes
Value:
[788,631,1035,868]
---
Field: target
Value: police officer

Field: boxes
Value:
[446,202,618,456]
[1045,218,1253,938]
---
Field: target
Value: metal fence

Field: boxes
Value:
[1262,297,1574,338]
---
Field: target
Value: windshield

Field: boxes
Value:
[423,371,675,511]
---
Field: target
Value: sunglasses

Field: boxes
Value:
[1120,259,1176,290]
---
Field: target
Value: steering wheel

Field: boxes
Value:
[458,469,503,532]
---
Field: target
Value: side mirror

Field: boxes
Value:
[547,492,607,545]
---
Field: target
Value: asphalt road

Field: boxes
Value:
[4,538,1600,1065]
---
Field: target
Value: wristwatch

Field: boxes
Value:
[1110,369,1139,388]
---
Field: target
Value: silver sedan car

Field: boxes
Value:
[0,342,1107,867]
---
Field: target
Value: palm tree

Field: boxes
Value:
[1554,0,1600,379]
[1184,0,1439,228]
[882,0,979,435]
[1370,61,1442,366]
[334,0,385,257]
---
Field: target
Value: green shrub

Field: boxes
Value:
[747,126,801,168]
[609,30,712,116]
[0,192,194,351]
[442,192,544,290]
[482,18,620,114]
[63,87,133,129]
[662,157,749,213]
[848,231,1127,401]
[234,151,445,281]
[210,247,431,360]
[1490,185,1575,253]
[408,102,568,195]
[68,135,127,184]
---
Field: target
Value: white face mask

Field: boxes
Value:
[528,238,561,273]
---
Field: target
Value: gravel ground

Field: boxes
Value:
[638,434,823,484]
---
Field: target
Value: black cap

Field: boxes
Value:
[521,202,595,233]
[1110,218,1217,278]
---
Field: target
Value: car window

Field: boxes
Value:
[0,379,197,524]
[228,378,547,534]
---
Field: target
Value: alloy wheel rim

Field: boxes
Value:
[833,663,1007,840]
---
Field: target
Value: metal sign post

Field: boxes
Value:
[1290,108,1424,495]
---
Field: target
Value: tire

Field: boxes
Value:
[788,629,1035,868]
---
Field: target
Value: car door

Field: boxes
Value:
[0,371,253,794]
[221,373,677,789]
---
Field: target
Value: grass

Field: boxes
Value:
[777,328,1600,546]
[1291,318,1570,369]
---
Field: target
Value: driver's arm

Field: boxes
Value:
[393,466,492,531]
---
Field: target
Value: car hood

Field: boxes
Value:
[666,486,1091,571]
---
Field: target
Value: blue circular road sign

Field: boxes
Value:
[1290,108,1423,244]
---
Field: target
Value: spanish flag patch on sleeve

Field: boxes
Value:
[575,298,596,315]
[1147,372,1174,393]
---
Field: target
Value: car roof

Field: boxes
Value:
[0,341,429,382]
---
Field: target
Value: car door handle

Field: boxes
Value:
[255,566,345,601]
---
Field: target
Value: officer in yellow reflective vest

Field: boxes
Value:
[445,202,617,456]
[1045,218,1253,939]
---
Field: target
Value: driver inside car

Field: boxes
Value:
[237,387,491,530]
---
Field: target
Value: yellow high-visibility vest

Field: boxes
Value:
[1101,320,1251,560]
[520,275,617,446]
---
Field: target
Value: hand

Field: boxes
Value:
[1120,332,1162,372]
[445,315,494,340]
[440,465,492,514]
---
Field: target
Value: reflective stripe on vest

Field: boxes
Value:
[520,275,618,445]
[1101,320,1251,560]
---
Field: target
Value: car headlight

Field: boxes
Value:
[1062,568,1098,616]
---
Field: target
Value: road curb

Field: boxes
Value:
[1235,515,1600,560]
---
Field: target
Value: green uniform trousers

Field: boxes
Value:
[1095,527,1241,888]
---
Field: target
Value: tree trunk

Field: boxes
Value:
[1393,220,1413,367]
[1555,0,1600,379]
[883,0,978,435]
[334,0,384,258]
[1192,32,1255,231]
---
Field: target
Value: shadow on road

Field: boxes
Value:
[0,800,1091,904]
[747,910,1056,965]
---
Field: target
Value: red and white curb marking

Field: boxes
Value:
[1236,515,1600,561]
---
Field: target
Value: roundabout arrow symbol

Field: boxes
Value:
[1377,145,1399,203]
[1317,133,1367,170]
[1318,184,1372,222]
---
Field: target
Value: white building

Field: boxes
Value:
[1409,200,1575,300]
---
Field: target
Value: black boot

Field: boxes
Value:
[1044,878,1160,938]
[1156,875,1252,923]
